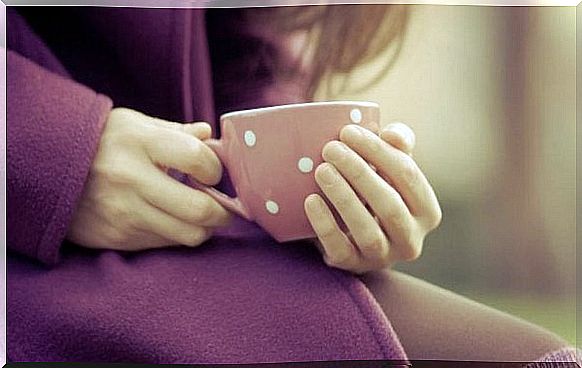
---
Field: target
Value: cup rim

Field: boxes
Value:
[220,100,379,120]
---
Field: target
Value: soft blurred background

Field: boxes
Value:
[315,5,576,345]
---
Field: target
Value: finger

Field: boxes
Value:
[146,116,213,140]
[304,193,359,269]
[180,122,212,140]
[136,164,232,228]
[379,122,415,155]
[143,125,222,185]
[125,231,182,251]
[314,163,389,262]
[136,202,212,247]
[322,140,419,259]
[340,124,440,225]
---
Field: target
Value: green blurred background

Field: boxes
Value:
[316,5,576,345]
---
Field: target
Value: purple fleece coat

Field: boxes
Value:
[6,7,409,363]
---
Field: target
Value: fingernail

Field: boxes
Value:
[323,141,349,162]
[316,164,339,185]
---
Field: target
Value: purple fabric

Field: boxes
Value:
[529,348,581,367]
[6,7,408,363]
[7,44,112,264]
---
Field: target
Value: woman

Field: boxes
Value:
[6,5,576,364]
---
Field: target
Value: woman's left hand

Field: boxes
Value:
[304,122,442,274]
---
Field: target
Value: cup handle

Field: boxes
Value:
[188,138,253,221]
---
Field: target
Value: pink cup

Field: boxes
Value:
[195,101,380,242]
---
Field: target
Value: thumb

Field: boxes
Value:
[379,122,415,156]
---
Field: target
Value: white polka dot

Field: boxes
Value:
[244,130,257,147]
[297,157,314,173]
[350,108,362,124]
[265,200,279,214]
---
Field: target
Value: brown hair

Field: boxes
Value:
[248,5,410,98]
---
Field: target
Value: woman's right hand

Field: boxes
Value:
[67,107,232,251]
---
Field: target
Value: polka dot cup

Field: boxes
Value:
[199,101,380,243]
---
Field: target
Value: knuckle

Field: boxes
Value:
[377,199,407,232]
[378,254,393,269]
[349,160,368,181]
[135,123,158,143]
[391,217,407,234]
[106,109,156,151]
[187,141,221,183]
[200,228,212,242]
[399,237,423,261]
[367,135,382,154]
[315,163,343,190]
[316,222,337,243]
[102,160,135,185]
[420,204,442,231]
[335,252,351,265]
[108,108,133,126]
[398,155,420,187]
[324,252,349,268]
[323,256,338,268]
[186,228,210,246]
[119,120,152,145]
[429,206,443,229]
[404,245,423,261]
[191,196,214,224]
[359,230,386,256]
[216,210,233,227]
[323,256,340,268]
[333,193,352,211]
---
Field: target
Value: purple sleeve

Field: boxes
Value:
[7,10,113,266]
[526,347,581,367]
